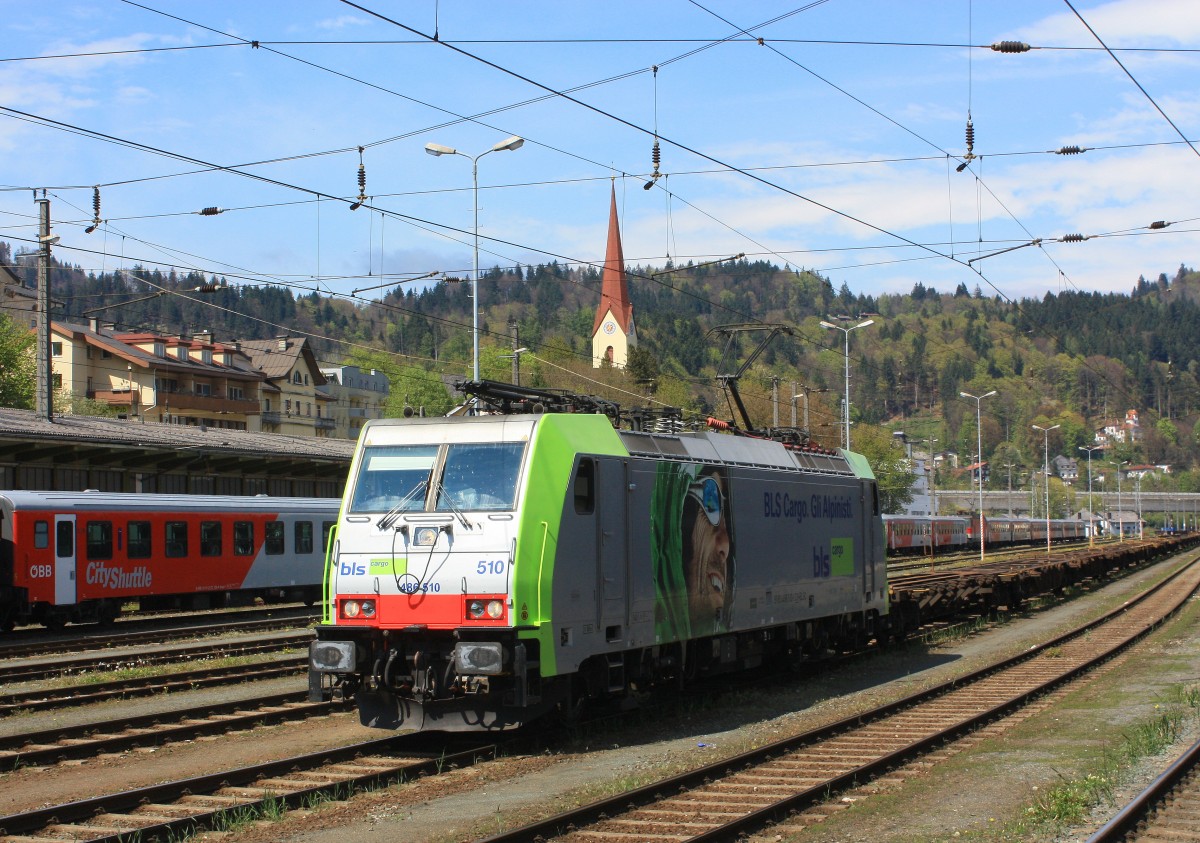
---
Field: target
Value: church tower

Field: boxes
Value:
[591,185,637,367]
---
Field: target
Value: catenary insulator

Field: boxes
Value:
[1056,145,1085,155]
[199,207,223,216]
[991,41,1030,53]
[1149,220,1170,230]
[1060,233,1088,243]
[965,119,975,156]
[92,187,101,220]
[651,138,661,173]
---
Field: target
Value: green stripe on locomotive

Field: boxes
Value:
[512,414,628,677]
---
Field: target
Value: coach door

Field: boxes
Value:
[54,514,77,606]
[596,458,630,636]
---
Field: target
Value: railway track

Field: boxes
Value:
[0,629,311,683]
[1086,734,1200,842]
[0,734,497,843]
[0,607,317,660]
[0,654,305,714]
[0,690,352,770]
[473,552,1200,843]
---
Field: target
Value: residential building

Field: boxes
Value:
[239,336,334,437]
[1051,454,1078,483]
[50,320,264,429]
[319,364,389,439]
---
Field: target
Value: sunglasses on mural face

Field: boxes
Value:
[688,475,725,527]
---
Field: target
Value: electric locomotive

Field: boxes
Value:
[308,411,886,732]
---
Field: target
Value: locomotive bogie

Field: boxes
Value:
[310,414,887,732]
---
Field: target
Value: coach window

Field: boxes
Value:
[265,521,285,555]
[234,521,254,556]
[56,520,74,557]
[128,521,152,558]
[165,521,188,558]
[86,521,113,560]
[573,458,595,515]
[34,520,49,549]
[322,520,335,553]
[200,521,222,557]
[295,520,314,554]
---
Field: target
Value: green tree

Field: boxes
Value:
[853,424,916,514]
[0,312,34,409]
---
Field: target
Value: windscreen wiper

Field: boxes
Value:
[378,479,428,531]
[435,480,473,530]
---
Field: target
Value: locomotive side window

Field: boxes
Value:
[573,458,595,515]
[350,445,437,513]
[437,442,524,512]
[128,521,152,558]
[56,520,73,556]
[265,521,285,555]
[233,521,254,556]
[295,520,314,554]
[165,521,188,558]
[200,521,222,557]
[34,520,49,549]
[86,521,113,560]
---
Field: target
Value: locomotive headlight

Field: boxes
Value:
[342,599,361,618]
[413,526,439,547]
[467,599,485,619]
[360,599,376,618]
[486,600,504,619]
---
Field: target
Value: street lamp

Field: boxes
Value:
[1110,460,1129,541]
[961,390,997,560]
[820,318,874,450]
[1078,445,1103,546]
[424,135,525,383]
[1032,423,1060,555]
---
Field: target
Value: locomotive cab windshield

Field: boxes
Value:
[349,441,525,515]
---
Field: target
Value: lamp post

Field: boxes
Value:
[424,135,525,383]
[1078,445,1103,546]
[819,318,874,450]
[961,390,997,560]
[1111,460,1128,541]
[1032,423,1060,556]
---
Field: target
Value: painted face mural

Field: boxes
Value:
[652,463,736,641]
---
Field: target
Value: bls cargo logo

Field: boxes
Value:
[811,538,854,577]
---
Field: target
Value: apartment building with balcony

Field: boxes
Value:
[50,320,265,429]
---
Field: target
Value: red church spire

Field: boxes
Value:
[593,183,633,334]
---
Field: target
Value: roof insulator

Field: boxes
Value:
[1055,145,1086,155]
[1149,220,1170,230]
[198,206,224,216]
[1059,233,1089,243]
[991,41,1031,53]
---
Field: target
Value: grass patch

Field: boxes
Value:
[1007,682,1200,837]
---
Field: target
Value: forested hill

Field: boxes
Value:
[5,238,1199,486]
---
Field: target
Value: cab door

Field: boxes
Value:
[54,515,77,606]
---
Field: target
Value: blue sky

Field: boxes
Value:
[2,0,1199,309]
